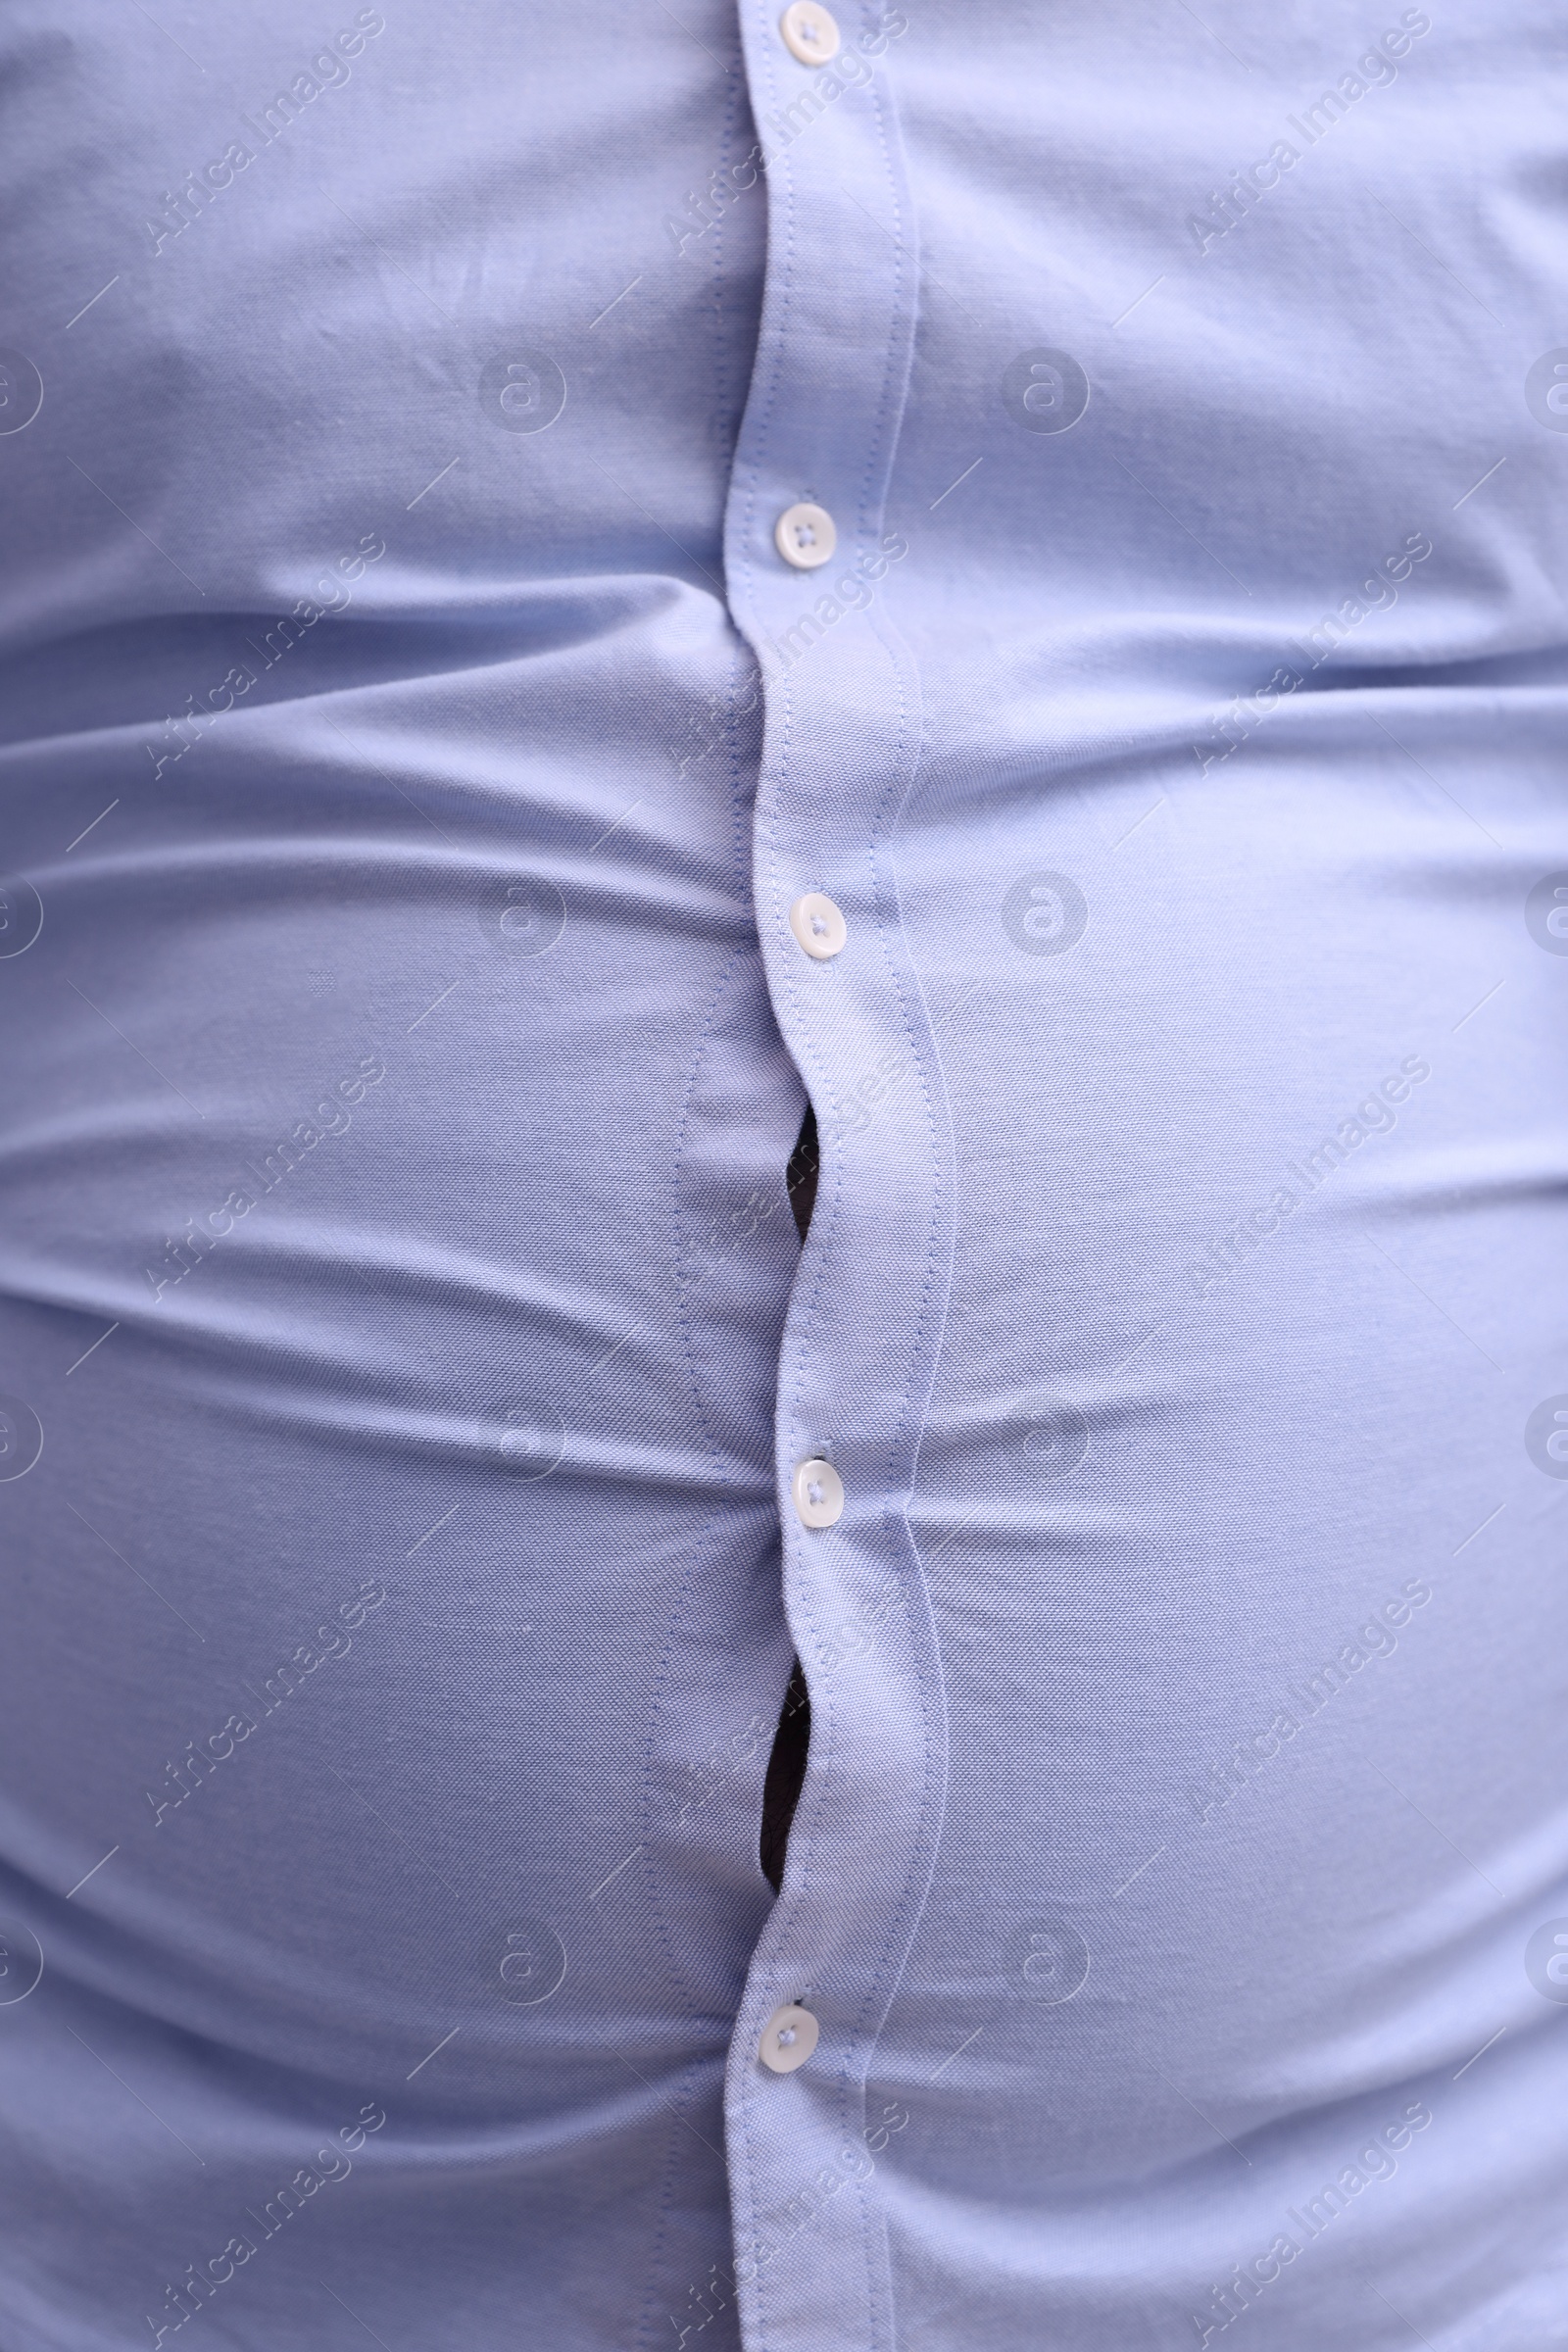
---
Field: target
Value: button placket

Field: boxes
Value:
[719,8,946,2350]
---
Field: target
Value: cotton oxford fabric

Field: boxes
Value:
[0,3,1565,2348]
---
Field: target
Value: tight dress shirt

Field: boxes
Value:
[1,3,1566,2348]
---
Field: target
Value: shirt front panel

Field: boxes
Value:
[0,5,791,2347]
[724,5,1568,2348]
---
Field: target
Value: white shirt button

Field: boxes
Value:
[778,3,840,65]
[774,502,837,570]
[789,892,847,960]
[759,2001,820,2073]
[791,1457,844,1529]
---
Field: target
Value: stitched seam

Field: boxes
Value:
[854,42,909,556]
[831,36,954,2349]
[631,2065,696,2352]
[630,941,750,2341]
[732,18,798,2346]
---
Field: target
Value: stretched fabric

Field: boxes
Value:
[0,3,1564,2346]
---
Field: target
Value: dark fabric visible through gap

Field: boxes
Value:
[760,1102,818,1889]
[760,1655,811,1892]
[785,1100,818,1244]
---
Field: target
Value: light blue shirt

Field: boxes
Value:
[0,2,1565,2347]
